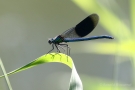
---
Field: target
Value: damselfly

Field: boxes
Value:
[48,14,113,55]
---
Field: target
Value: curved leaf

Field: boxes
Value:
[0,53,83,90]
[0,53,72,77]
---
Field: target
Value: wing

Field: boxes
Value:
[61,14,99,38]
[61,27,79,38]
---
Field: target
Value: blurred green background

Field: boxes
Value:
[0,0,134,90]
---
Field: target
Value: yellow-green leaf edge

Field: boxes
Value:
[0,53,73,78]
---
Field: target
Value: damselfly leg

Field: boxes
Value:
[58,43,70,61]
[47,44,62,60]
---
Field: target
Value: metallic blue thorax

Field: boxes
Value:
[51,35,64,44]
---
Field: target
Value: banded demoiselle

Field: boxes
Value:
[48,14,113,54]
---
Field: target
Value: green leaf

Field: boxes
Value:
[0,58,13,90]
[0,53,72,77]
[69,63,83,90]
[0,53,83,90]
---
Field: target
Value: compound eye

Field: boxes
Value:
[48,40,52,44]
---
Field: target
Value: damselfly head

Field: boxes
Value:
[48,38,53,44]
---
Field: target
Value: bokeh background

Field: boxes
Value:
[0,0,134,90]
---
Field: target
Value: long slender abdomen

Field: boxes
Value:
[64,35,113,42]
